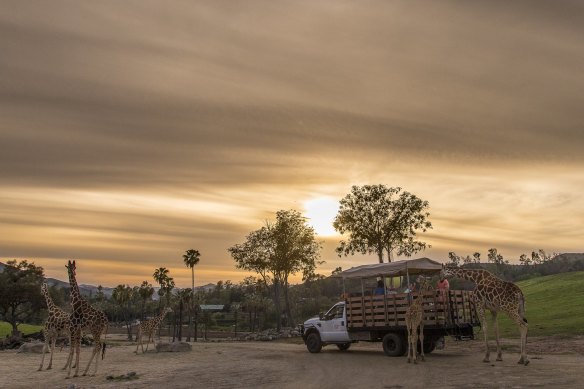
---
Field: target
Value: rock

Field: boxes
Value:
[155,341,192,352]
[18,341,47,353]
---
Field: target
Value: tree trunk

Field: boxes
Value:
[283,279,293,326]
[377,245,384,263]
[194,308,198,342]
[273,279,282,331]
[178,299,183,341]
[188,267,194,342]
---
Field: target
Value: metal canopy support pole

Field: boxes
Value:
[360,278,365,327]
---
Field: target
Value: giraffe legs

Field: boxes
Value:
[512,314,529,365]
[47,336,57,369]
[145,333,153,352]
[135,328,142,354]
[66,329,82,378]
[82,338,100,376]
[476,304,490,363]
[38,335,50,371]
[412,326,419,364]
[488,310,502,361]
[406,321,413,363]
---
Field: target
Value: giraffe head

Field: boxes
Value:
[416,276,433,291]
[65,260,77,278]
[440,263,458,279]
[40,282,49,295]
[164,307,173,315]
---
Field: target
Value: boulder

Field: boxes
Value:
[155,341,192,353]
[18,341,47,353]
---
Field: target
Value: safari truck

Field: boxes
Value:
[300,258,480,356]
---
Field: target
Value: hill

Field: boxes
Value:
[496,271,584,337]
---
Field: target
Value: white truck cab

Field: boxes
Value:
[301,302,351,352]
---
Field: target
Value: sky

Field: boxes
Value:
[1,0,583,288]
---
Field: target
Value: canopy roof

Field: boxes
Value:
[334,257,443,280]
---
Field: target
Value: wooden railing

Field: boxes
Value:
[346,290,477,328]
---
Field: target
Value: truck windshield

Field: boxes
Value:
[324,304,344,320]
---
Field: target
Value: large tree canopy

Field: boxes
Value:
[228,209,322,329]
[0,260,45,335]
[333,185,432,263]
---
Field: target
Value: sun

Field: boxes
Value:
[303,197,340,237]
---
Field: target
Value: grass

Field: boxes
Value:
[494,271,584,338]
[0,321,43,338]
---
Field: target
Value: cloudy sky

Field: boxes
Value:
[1,0,583,288]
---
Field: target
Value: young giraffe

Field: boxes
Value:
[404,276,432,364]
[64,260,109,377]
[38,282,70,371]
[441,266,529,365]
[134,307,173,354]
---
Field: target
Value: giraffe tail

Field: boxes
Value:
[102,324,109,360]
[518,293,528,324]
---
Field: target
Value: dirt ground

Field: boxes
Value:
[1,335,583,389]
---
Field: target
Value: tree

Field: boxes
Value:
[333,185,432,263]
[473,252,481,264]
[0,260,45,335]
[183,249,201,342]
[112,284,135,340]
[137,281,154,321]
[153,267,169,308]
[448,252,461,267]
[229,209,323,330]
[518,254,530,266]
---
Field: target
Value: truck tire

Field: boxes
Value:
[306,332,323,353]
[336,343,351,351]
[382,333,405,357]
[417,337,437,354]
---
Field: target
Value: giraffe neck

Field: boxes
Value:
[450,268,487,284]
[67,268,84,313]
[42,287,58,311]
[154,310,169,325]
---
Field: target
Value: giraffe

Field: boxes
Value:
[64,260,109,377]
[134,307,173,354]
[440,265,529,365]
[404,276,432,364]
[38,282,70,371]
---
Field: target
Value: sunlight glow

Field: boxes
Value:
[303,197,340,237]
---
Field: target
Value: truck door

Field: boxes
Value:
[320,303,351,343]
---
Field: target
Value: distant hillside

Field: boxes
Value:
[497,271,584,337]
[44,277,116,298]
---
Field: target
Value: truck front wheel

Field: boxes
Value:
[306,332,323,353]
[382,333,405,357]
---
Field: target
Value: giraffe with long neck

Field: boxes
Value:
[38,283,70,371]
[65,260,109,377]
[404,276,432,364]
[441,266,529,365]
[134,307,173,354]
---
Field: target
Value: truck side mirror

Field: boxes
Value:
[318,312,324,320]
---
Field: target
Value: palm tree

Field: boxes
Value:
[138,281,154,321]
[183,249,201,341]
[153,267,169,309]
[112,284,134,341]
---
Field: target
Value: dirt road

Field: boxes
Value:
[1,336,583,388]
